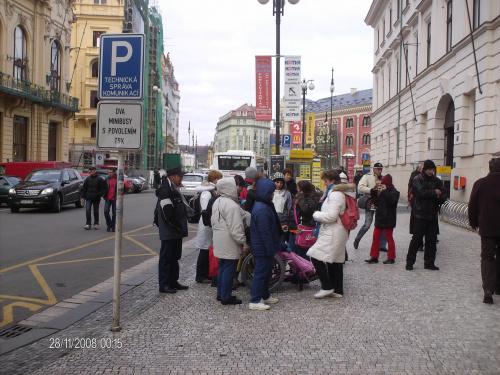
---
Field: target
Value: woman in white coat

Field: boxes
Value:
[212,178,250,305]
[307,169,357,299]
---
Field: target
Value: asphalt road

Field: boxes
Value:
[0,189,198,328]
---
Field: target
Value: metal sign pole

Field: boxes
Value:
[111,151,125,332]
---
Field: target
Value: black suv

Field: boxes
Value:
[8,168,84,213]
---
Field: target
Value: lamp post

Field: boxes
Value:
[301,78,314,150]
[329,68,335,168]
[257,0,300,156]
[153,85,162,170]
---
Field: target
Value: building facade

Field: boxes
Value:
[0,0,79,163]
[162,53,180,154]
[216,103,270,158]
[365,0,500,202]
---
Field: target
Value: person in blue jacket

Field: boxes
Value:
[249,178,287,310]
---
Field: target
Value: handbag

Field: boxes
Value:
[357,195,371,210]
[294,200,317,249]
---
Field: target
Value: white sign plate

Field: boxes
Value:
[284,56,301,121]
[97,102,143,150]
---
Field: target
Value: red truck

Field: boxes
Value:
[0,161,71,179]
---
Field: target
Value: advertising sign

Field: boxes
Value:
[306,113,315,145]
[255,56,272,121]
[292,121,301,146]
[284,56,301,121]
[299,164,311,179]
[312,161,321,188]
[270,155,286,175]
[97,102,143,150]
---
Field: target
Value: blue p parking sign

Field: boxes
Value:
[98,34,145,100]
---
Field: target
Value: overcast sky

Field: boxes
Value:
[159,0,375,147]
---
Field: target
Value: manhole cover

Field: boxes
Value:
[0,324,33,339]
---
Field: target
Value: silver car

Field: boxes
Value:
[180,173,207,198]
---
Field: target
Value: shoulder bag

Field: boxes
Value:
[294,200,317,249]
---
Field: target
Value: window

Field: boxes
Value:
[346,118,354,129]
[415,37,419,75]
[377,28,380,47]
[13,26,27,80]
[94,0,107,3]
[345,135,354,147]
[396,57,400,93]
[362,134,371,146]
[91,61,99,77]
[396,0,400,21]
[13,116,27,162]
[382,20,386,41]
[50,41,60,91]
[427,23,431,67]
[236,128,240,136]
[363,116,371,127]
[68,170,79,181]
[48,122,57,161]
[91,122,97,138]
[93,31,105,47]
[90,90,99,108]
[473,0,480,30]
[404,47,409,87]
[446,1,453,53]
[388,66,392,98]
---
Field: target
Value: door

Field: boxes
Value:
[443,101,455,193]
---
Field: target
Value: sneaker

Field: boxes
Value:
[353,239,359,249]
[249,302,270,310]
[94,224,99,230]
[314,289,334,299]
[85,225,91,230]
[332,293,343,298]
[261,296,279,304]
[483,291,493,304]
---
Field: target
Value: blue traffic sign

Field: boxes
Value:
[98,34,145,100]
[282,134,292,149]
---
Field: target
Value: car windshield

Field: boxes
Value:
[27,170,62,182]
[217,155,252,171]
[9,177,21,185]
[183,175,204,182]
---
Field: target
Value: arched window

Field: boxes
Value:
[346,118,354,129]
[91,61,99,77]
[363,116,371,127]
[91,122,96,138]
[345,135,354,147]
[50,41,60,91]
[362,134,371,145]
[14,26,27,80]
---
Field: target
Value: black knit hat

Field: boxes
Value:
[423,159,436,171]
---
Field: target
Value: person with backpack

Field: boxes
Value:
[81,166,106,230]
[365,174,400,264]
[194,170,223,284]
[307,169,357,299]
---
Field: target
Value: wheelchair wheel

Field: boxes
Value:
[241,253,286,293]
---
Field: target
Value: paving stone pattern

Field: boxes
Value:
[2,207,499,374]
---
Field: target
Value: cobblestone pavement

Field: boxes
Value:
[2,206,499,374]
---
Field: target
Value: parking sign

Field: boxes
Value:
[98,34,145,100]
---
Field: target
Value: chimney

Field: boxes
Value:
[351,88,357,95]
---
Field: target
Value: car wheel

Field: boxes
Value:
[10,206,20,213]
[52,194,61,213]
[75,199,84,208]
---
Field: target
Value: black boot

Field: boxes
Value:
[365,257,378,264]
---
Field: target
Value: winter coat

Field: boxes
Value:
[371,187,400,228]
[357,171,382,196]
[307,183,356,264]
[289,193,319,231]
[244,187,257,214]
[273,188,292,226]
[81,174,105,201]
[250,178,286,257]
[285,178,298,197]
[195,181,216,250]
[468,171,500,237]
[211,178,247,260]
[156,178,188,240]
[410,172,448,221]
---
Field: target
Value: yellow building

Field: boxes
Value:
[69,0,124,168]
[0,0,79,163]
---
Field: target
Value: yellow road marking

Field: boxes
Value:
[0,302,42,327]
[124,235,157,255]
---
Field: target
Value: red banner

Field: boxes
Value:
[292,121,301,146]
[255,56,272,121]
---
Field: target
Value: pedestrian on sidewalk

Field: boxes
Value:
[468,157,500,304]
[365,174,400,264]
[244,167,258,189]
[249,178,285,310]
[307,169,356,299]
[195,170,223,284]
[353,162,387,252]
[272,172,292,241]
[233,175,247,203]
[212,178,250,305]
[103,168,117,232]
[244,172,268,214]
[156,167,189,294]
[81,166,106,230]
[283,168,297,197]
[408,163,424,251]
[405,160,448,271]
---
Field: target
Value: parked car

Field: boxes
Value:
[8,168,84,213]
[0,175,21,206]
[128,175,149,191]
[179,173,207,198]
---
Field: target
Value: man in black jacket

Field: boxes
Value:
[81,166,106,230]
[405,159,448,271]
[156,167,189,294]
[468,157,500,304]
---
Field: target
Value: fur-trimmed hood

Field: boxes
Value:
[196,180,216,192]
[331,182,357,199]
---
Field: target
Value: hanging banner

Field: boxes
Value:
[284,56,301,121]
[255,56,272,121]
[292,121,301,146]
[306,113,315,145]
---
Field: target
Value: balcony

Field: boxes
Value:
[0,72,79,112]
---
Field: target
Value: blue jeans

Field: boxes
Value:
[217,259,238,300]
[250,255,273,303]
[85,199,100,226]
[289,232,310,260]
[355,209,387,248]
[104,199,116,229]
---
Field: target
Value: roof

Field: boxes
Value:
[305,88,373,114]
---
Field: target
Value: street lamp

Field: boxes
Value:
[257,0,300,155]
[301,79,314,150]
[153,85,162,169]
[329,68,335,168]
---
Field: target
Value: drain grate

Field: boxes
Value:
[0,324,33,339]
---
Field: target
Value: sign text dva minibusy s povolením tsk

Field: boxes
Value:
[97,102,143,150]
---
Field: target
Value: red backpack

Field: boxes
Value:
[339,194,360,230]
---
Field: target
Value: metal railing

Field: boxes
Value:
[439,200,475,231]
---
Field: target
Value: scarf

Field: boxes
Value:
[272,189,286,214]
[256,196,284,237]
[314,182,338,237]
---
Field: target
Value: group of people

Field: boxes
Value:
[80,167,118,232]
